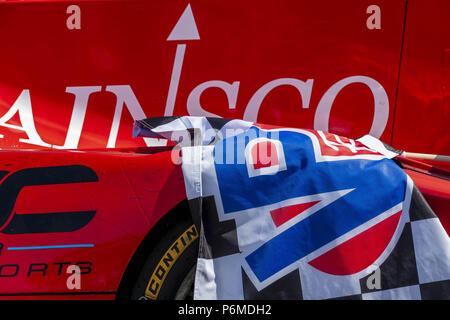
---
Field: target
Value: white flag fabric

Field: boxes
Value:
[134,116,450,300]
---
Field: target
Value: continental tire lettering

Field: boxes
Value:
[162,253,174,268]
[155,265,166,280]
[145,224,198,299]
[0,165,98,235]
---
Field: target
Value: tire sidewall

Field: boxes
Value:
[131,217,199,300]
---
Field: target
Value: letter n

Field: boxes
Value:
[105,85,166,147]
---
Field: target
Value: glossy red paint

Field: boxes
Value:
[0,147,185,298]
[0,0,447,299]
[406,169,450,235]
[392,0,450,155]
[0,0,446,156]
[0,143,445,299]
[397,156,450,235]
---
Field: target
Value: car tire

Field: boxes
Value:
[130,216,199,300]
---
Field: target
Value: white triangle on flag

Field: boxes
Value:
[167,4,200,41]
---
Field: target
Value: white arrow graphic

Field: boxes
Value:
[164,4,200,116]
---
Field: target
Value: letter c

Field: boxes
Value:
[244,78,314,122]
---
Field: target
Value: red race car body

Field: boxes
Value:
[0,0,447,299]
[0,145,445,299]
[0,146,186,299]
[0,0,447,155]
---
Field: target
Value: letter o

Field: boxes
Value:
[313,76,389,138]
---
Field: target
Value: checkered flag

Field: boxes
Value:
[134,116,450,300]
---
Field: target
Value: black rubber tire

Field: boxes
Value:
[130,215,199,300]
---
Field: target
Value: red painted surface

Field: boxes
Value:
[0,0,447,299]
[396,156,450,235]
[0,0,407,150]
[403,168,450,235]
[0,147,186,297]
[392,0,450,155]
[0,0,444,155]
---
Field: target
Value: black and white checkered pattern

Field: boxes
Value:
[134,116,450,300]
[189,188,450,300]
[134,116,252,146]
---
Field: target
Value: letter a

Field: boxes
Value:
[366,267,381,290]
[66,265,81,290]
[366,5,381,30]
[66,5,81,30]
[0,90,51,147]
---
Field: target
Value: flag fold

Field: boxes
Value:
[134,116,450,300]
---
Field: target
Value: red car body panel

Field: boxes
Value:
[0,147,185,298]
[0,0,447,299]
[398,157,450,233]
[0,147,445,299]
[0,0,447,155]
[393,0,450,154]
